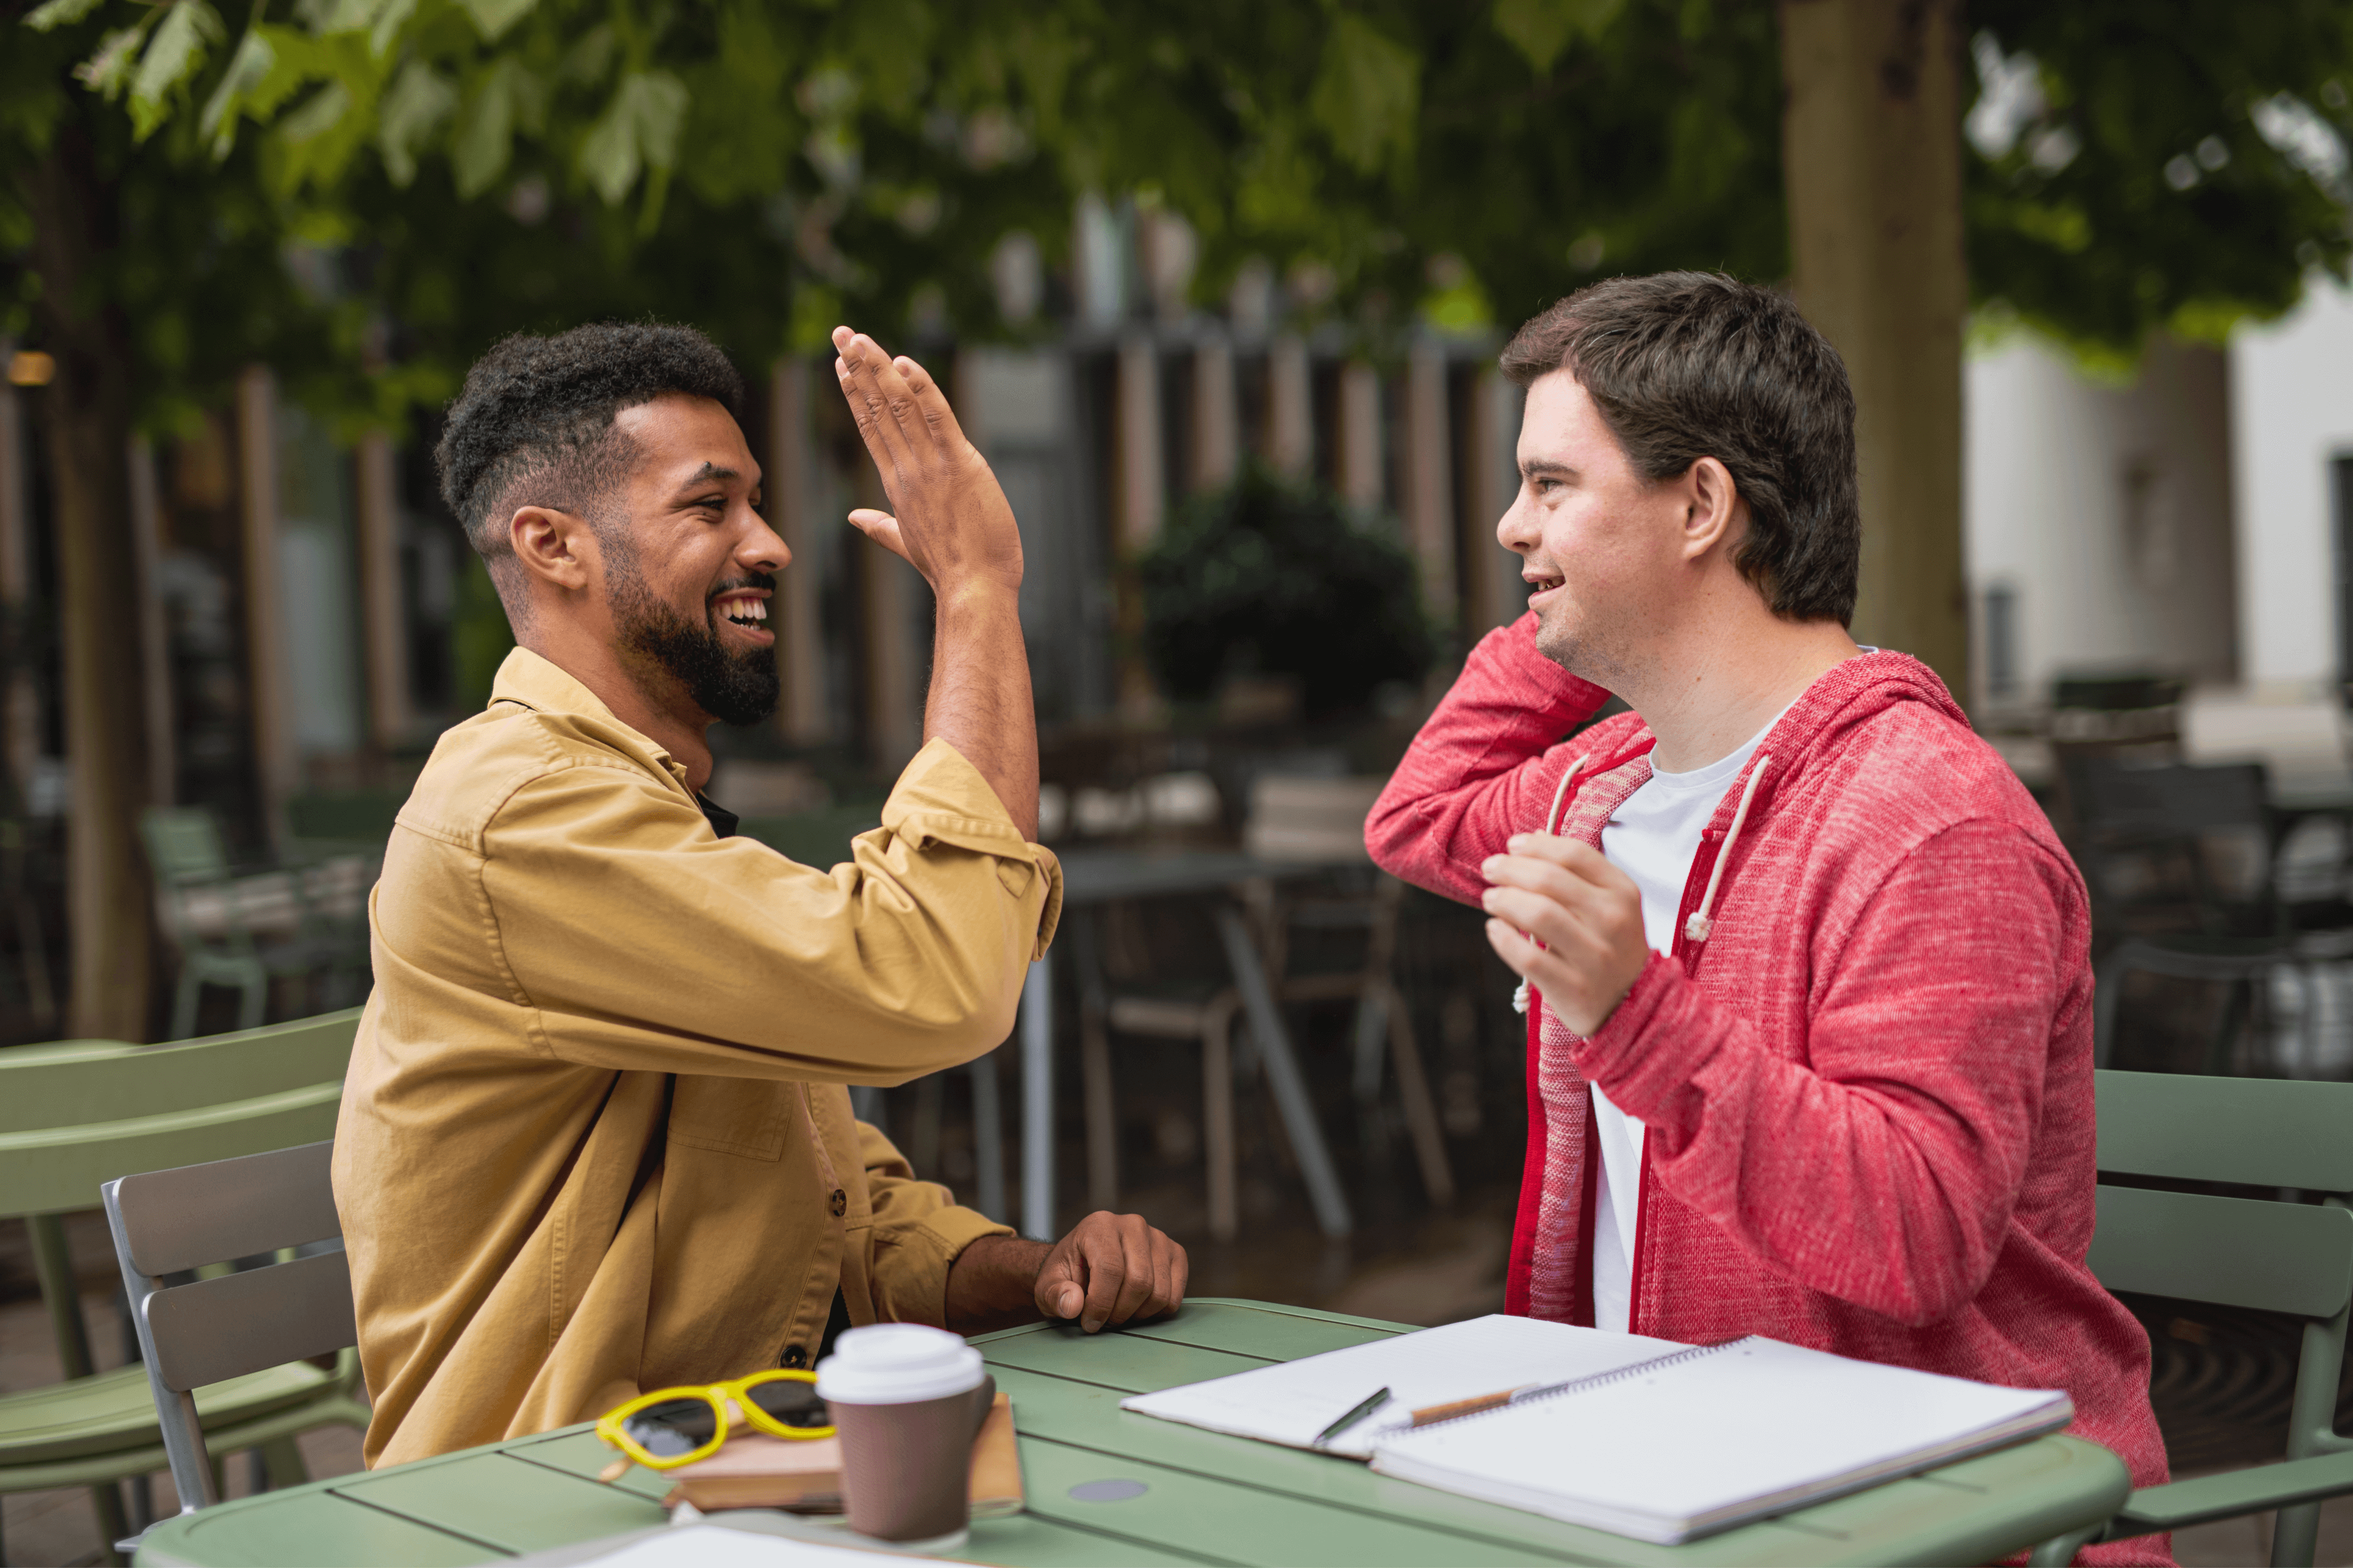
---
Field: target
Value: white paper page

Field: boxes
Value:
[1120,1314,1687,1458]
[578,1524,911,1566]
[1372,1336,2070,1538]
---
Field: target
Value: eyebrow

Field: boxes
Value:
[674,461,743,493]
[1520,457,1575,480]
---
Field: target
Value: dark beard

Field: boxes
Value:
[606,550,780,727]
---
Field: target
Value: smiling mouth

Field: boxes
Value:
[711,593,770,628]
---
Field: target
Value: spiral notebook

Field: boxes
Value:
[1368,1335,2074,1544]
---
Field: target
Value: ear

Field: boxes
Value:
[509,505,596,593]
[1679,457,1747,563]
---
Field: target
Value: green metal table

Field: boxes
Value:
[135,1299,2130,1567]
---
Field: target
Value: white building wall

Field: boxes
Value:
[2229,277,2353,696]
[1964,332,2238,709]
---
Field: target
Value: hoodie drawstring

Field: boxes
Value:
[1683,754,1771,945]
[1512,756,1589,1015]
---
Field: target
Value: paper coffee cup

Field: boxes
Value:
[816,1324,994,1544]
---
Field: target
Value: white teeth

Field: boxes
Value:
[747,600,767,620]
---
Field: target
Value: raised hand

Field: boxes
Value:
[831,326,1023,598]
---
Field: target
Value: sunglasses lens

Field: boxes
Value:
[745,1379,831,1429]
[622,1396,719,1458]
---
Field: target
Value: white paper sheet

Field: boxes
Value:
[1118,1314,1688,1458]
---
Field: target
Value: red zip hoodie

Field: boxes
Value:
[1368,614,2170,1566]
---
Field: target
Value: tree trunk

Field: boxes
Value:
[26,126,155,1041]
[1779,0,1970,703]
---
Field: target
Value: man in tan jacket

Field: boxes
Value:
[337,322,1185,1467]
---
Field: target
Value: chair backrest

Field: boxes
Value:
[104,1140,354,1515]
[141,806,234,887]
[0,1008,360,1219]
[2073,760,2270,840]
[2086,1070,2353,1466]
[1245,775,1386,864]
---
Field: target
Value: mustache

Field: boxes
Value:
[705,572,777,607]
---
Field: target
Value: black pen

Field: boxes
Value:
[1311,1385,1393,1447]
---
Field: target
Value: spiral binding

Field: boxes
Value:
[1404,1337,1760,1436]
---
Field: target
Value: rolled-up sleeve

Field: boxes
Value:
[853,1119,1013,1327]
[480,737,1060,1084]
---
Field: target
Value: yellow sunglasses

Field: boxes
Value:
[595,1369,835,1473]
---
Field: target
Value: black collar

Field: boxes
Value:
[696,792,740,839]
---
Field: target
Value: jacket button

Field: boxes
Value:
[829,1188,847,1218]
[781,1344,809,1369]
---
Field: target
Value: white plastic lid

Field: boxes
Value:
[815,1323,985,1405]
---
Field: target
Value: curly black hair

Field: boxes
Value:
[434,322,746,560]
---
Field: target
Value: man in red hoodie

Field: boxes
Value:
[1365,272,2169,1565]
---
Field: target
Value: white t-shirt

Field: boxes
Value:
[1588,712,1781,1333]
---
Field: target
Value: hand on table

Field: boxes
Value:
[945,1214,1188,1335]
[1481,832,1650,1037]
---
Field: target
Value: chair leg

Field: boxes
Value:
[1203,1001,1239,1242]
[259,1434,309,1491]
[1382,984,1456,1208]
[86,1480,131,1566]
[970,1051,1006,1224]
[237,967,268,1032]
[2272,1499,2321,1567]
[172,965,202,1041]
[2026,1524,2101,1566]
[1080,1003,1117,1214]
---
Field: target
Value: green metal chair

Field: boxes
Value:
[0,1010,368,1566]
[2030,1069,2353,1566]
[140,808,368,1039]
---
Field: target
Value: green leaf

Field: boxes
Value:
[578,68,686,206]
[75,24,150,99]
[1310,13,1419,176]
[26,0,109,33]
[129,0,226,140]
[455,0,535,45]
[1492,0,1624,75]
[199,26,278,156]
[279,76,352,143]
[450,56,523,196]
[368,0,416,56]
[377,58,455,186]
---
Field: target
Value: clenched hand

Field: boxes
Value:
[1481,832,1651,1037]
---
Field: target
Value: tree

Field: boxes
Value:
[4,2,357,1038]
[15,0,2353,738]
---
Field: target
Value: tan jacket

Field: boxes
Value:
[335,648,1059,1467]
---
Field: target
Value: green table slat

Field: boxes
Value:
[1015,1431,1573,1567]
[135,1490,497,1567]
[503,1428,678,1503]
[958,1511,1224,1567]
[1108,1299,1407,1362]
[333,1451,664,1552]
[979,1327,1275,1395]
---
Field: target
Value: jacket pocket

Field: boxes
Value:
[668,1075,793,1160]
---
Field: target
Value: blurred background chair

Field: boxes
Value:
[1078,775,1449,1242]
[141,807,371,1038]
[0,1010,364,1564]
[2030,1069,2353,1566]
[2074,759,2353,1076]
[104,1140,363,1543]
[1245,777,1452,1214]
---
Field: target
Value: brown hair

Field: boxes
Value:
[1500,272,1860,624]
